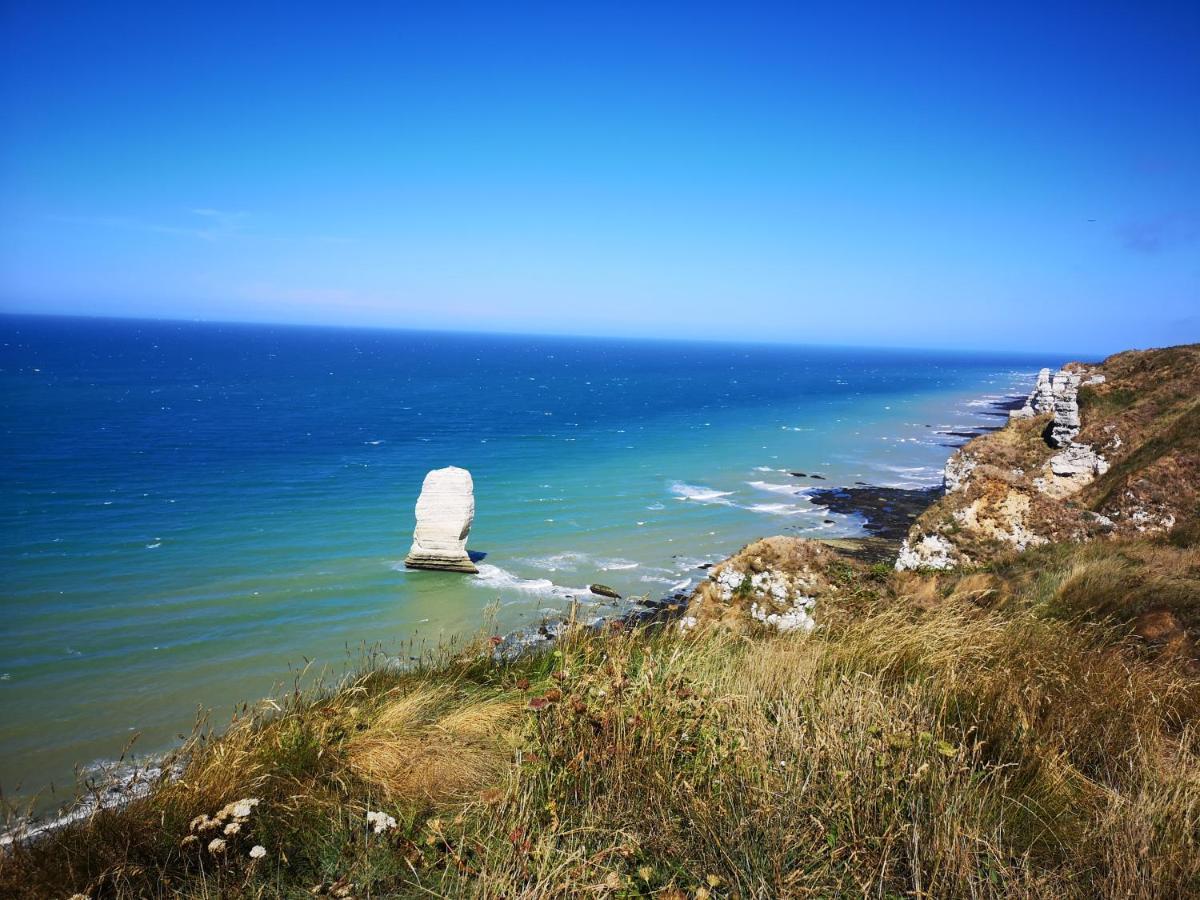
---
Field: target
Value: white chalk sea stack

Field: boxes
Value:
[403,466,479,573]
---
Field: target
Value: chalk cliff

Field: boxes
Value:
[897,344,1200,570]
[404,466,479,573]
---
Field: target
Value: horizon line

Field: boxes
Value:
[0,308,1110,362]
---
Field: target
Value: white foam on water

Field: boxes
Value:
[520,552,637,573]
[670,482,734,504]
[872,463,944,488]
[746,480,802,495]
[519,551,592,572]
[745,502,818,516]
[471,564,592,600]
[638,574,676,585]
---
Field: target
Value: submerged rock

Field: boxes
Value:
[404,466,479,573]
[589,583,621,600]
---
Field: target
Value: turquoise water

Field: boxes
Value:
[0,315,1050,804]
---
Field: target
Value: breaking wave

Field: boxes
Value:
[746,480,802,496]
[670,482,734,504]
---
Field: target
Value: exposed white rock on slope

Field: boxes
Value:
[1049,443,1110,479]
[944,451,977,492]
[1010,367,1083,441]
[404,466,479,573]
[895,534,956,571]
[1048,370,1083,448]
[711,566,816,633]
[1011,368,1056,418]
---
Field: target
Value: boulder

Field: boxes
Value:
[589,583,621,599]
[404,466,479,573]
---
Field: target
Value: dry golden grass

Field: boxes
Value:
[2,535,1199,898]
[345,686,523,802]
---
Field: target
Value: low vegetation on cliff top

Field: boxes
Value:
[4,524,1199,898]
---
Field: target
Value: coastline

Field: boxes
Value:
[2,382,1033,842]
[10,343,1200,898]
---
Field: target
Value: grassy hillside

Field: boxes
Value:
[3,528,1199,898]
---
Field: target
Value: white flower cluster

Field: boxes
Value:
[185,797,263,857]
[189,798,260,838]
[366,810,398,834]
[249,844,267,859]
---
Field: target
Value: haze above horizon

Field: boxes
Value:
[2,3,1197,355]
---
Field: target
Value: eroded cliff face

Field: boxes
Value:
[684,344,1199,635]
[897,344,1200,570]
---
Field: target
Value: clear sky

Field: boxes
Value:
[1,2,1197,354]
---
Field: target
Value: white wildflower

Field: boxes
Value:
[249,844,267,859]
[223,821,241,835]
[366,810,397,834]
[207,837,227,854]
[231,798,260,819]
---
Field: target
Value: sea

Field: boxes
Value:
[0,314,1056,809]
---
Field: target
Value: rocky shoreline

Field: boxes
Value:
[800,391,1029,562]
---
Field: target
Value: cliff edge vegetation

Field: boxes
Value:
[3,345,1199,899]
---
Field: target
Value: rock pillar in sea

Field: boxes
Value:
[404,466,479,573]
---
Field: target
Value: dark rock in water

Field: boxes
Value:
[809,484,943,543]
[824,519,835,524]
[697,562,713,570]
[939,430,984,438]
[589,583,621,600]
[809,473,826,480]
[790,471,807,478]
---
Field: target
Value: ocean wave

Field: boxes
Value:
[518,551,590,572]
[670,482,734,504]
[518,552,637,573]
[746,480,802,496]
[873,463,943,488]
[471,564,593,600]
[745,502,822,516]
[638,574,676,585]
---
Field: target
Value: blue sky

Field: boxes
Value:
[1,2,1197,354]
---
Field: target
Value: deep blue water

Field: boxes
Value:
[0,314,1052,804]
